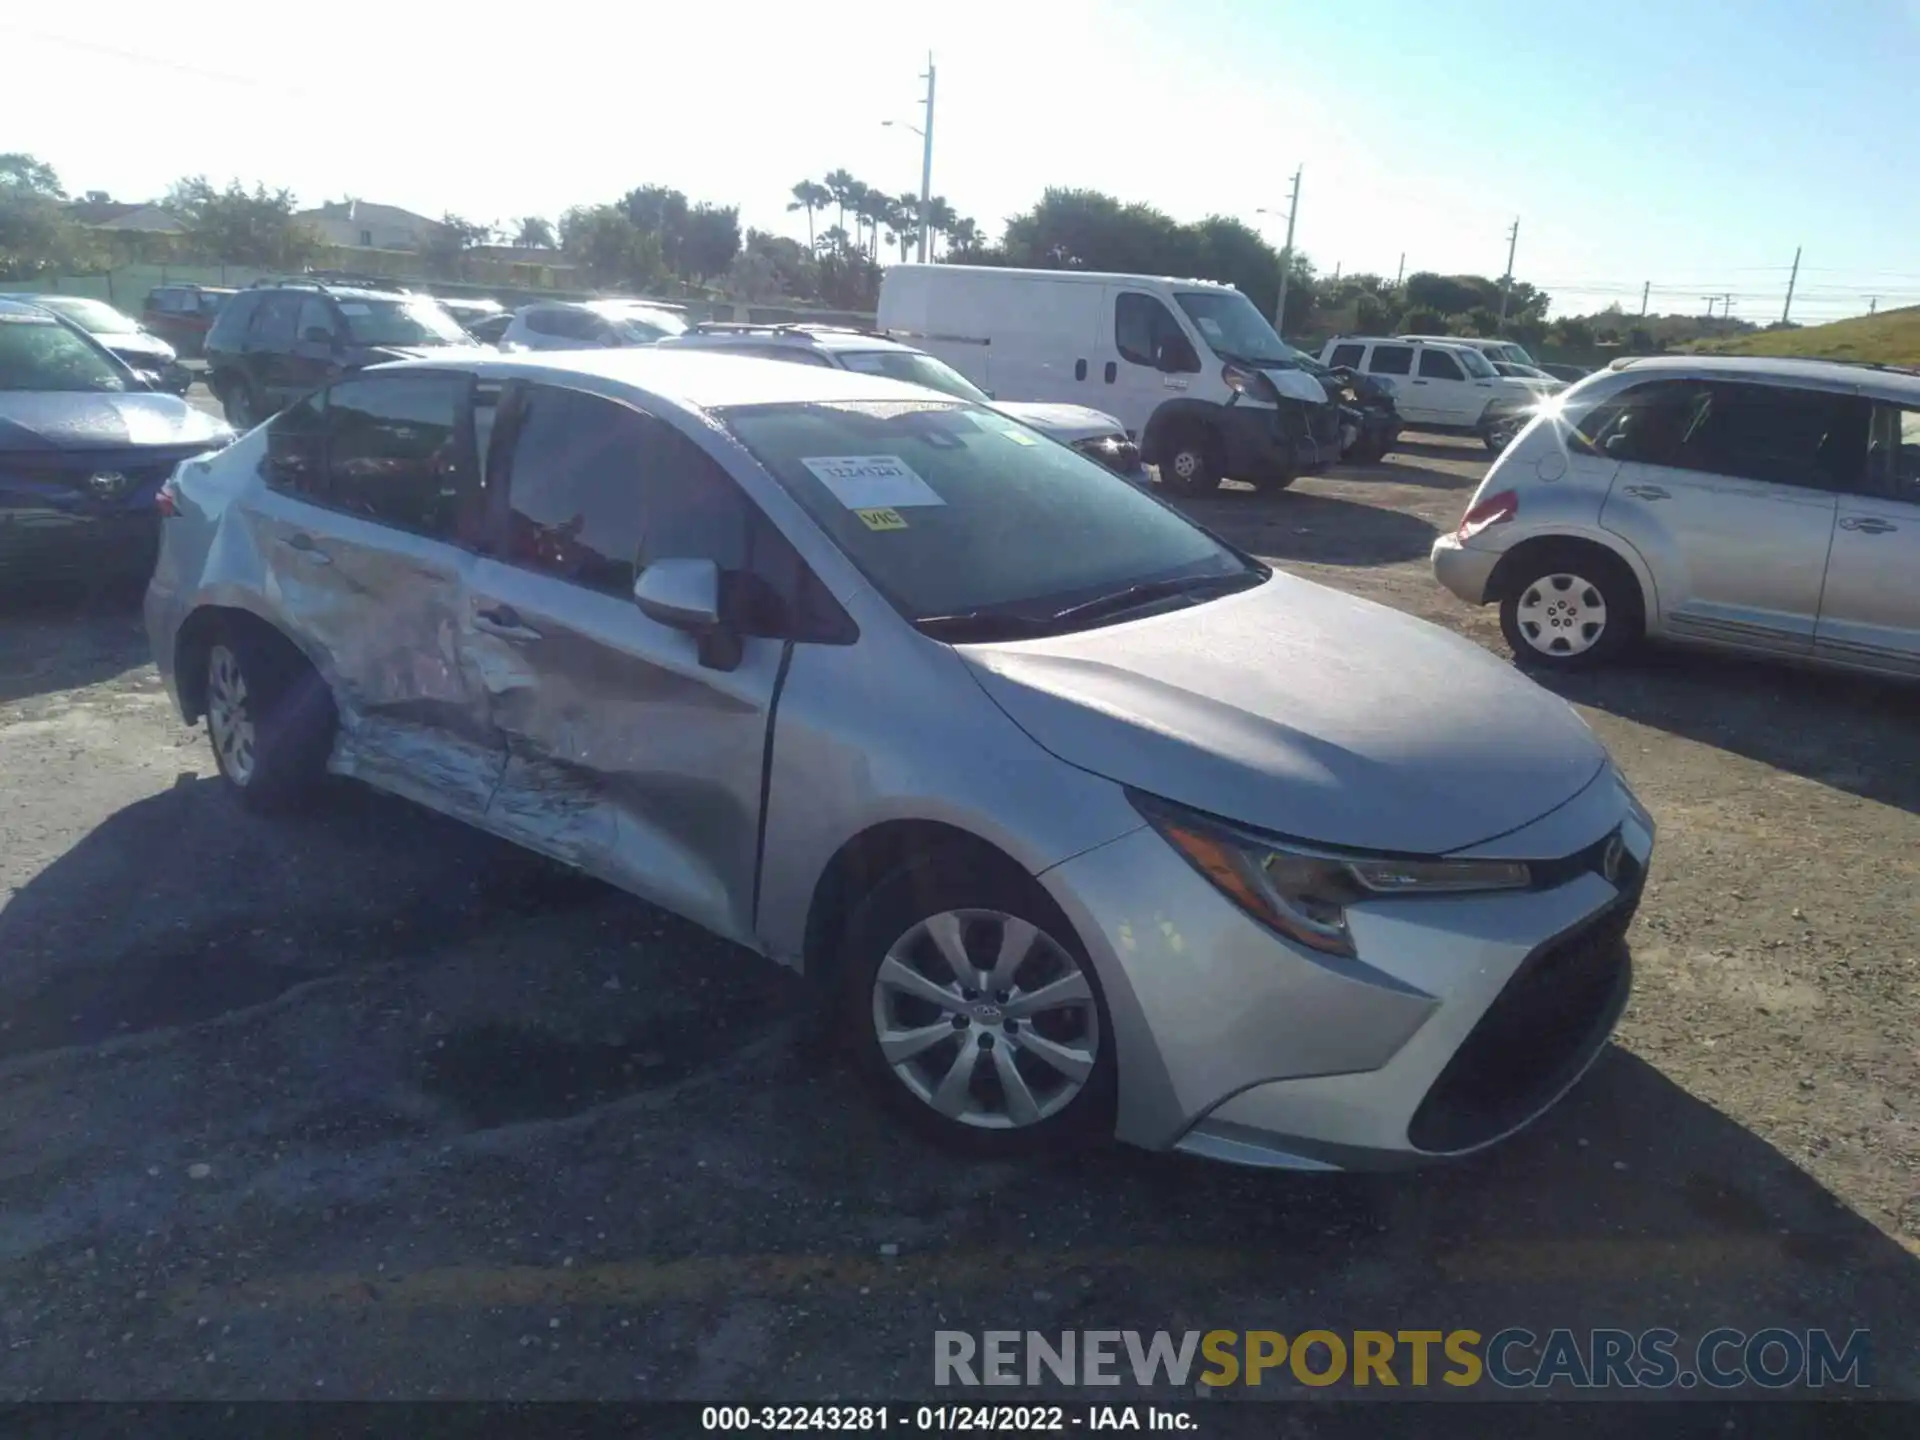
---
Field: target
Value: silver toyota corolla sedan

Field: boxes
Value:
[145,349,1655,1170]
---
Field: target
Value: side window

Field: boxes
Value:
[749,345,834,366]
[264,390,327,496]
[324,374,470,537]
[1868,406,1920,503]
[1676,382,1869,491]
[498,385,652,595]
[251,293,300,346]
[207,292,258,345]
[523,308,562,337]
[1417,348,1465,381]
[295,296,334,343]
[1329,343,1364,369]
[1368,344,1414,376]
[1114,293,1197,371]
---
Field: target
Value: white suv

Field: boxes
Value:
[659,324,1143,476]
[1319,336,1556,451]
[499,300,688,351]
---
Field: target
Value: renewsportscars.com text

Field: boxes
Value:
[934,1328,1871,1390]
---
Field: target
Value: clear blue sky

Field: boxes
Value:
[3,0,1914,322]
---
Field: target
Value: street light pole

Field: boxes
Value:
[918,54,936,263]
[1257,166,1302,334]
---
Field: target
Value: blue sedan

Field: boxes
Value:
[0,296,233,589]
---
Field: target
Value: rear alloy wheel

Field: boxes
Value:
[1159,430,1222,495]
[1498,550,1639,670]
[1483,414,1525,453]
[842,865,1115,1155]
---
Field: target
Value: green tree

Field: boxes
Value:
[680,203,741,281]
[561,203,665,290]
[0,153,66,198]
[0,152,85,278]
[1550,317,1595,353]
[822,169,857,234]
[945,215,984,259]
[1455,306,1503,337]
[165,177,318,267]
[1399,306,1448,334]
[513,215,555,248]
[787,180,830,249]
[1404,272,1501,316]
[1354,291,1394,333]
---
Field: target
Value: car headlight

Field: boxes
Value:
[1131,792,1531,958]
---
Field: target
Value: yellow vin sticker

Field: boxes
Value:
[855,507,909,531]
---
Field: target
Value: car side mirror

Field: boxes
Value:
[1604,433,1630,457]
[633,557,741,670]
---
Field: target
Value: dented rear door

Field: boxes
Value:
[251,371,505,818]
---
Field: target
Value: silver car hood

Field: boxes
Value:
[993,401,1125,443]
[959,572,1608,855]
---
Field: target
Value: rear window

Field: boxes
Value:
[205,291,260,347]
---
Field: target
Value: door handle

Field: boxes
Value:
[278,533,332,564]
[1411,379,1428,385]
[1622,484,1670,500]
[1104,361,1117,383]
[473,603,542,642]
[1839,516,1897,534]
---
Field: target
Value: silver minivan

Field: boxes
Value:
[1432,356,1920,677]
[147,348,1653,1171]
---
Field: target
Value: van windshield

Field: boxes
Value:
[720,398,1263,638]
[1172,291,1302,368]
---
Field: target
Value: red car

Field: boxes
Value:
[141,284,236,358]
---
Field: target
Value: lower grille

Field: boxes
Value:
[1408,884,1640,1154]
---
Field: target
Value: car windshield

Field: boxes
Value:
[34,297,138,334]
[1495,343,1537,365]
[337,297,470,347]
[836,349,990,403]
[1456,348,1498,378]
[720,398,1262,637]
[1172,290,1300,367]
[603,307,687,342]
[0,312,128,392]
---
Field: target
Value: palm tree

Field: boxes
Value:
[844,179,879,256]
[895,190,924,258]
[924,196,957,261]
[857,188,893,259]
[945,216,983,257]
[822,169,857,236]
[882,198,913,263]
[513,215,555,248]
[786,180,829,249]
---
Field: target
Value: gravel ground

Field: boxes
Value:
[0,434,1916,1403]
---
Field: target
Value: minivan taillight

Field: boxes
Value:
[1457,489,1517,540]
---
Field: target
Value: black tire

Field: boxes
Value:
[1158,427,1222,496]
[1497,543,1642,672]
[1255,473,1298,495]
[204,627,336,813]
[221,374,263,431]
[1482,415,1524,453]
[837,857,1116,1157]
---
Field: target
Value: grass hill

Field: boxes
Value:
[1693,305,1920,366]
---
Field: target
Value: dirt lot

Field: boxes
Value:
[1,435,1916,1404]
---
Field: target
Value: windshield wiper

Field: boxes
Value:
[913,609,1055,642]
[1044,572,1255,629]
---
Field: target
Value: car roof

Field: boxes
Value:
[372,346,961,411]
[669,328,911,356]
[0,296,58,319]
[887,262,1236,291]
[1329,334,1478,352]
[1602,354,1920,398]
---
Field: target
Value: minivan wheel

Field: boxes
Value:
[205,631,336,812]
[840,862,1115,1155]
[1159,429,1222,495]
[1498,545,1641,670]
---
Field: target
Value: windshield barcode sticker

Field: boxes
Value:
[801,455,946,510]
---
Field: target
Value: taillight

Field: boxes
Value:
[156,479,179,518]
[1457,489,1518,539]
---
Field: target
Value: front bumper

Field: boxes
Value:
[1431,532,1503,605]
[1041,775,1652,1169]
[1217,402,1343,481]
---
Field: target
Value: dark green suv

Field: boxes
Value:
[202,280,476,429]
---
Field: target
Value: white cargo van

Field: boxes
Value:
[877,264,1343,494]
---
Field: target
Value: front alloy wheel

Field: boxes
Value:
[871,909,1100,1132]
[207,643,259,787]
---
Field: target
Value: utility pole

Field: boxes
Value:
[1271,165,1303,334]
[1495,217,1520,331]
[1703,296,1718,319]
[1394,252,1405,286]
[1781,245,1800,325]
[915,54,937,264]
[1639,281,1650,318]
[1722,293,1735,319]
[1330,261,1341,283]
[1869,296,1879,315]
